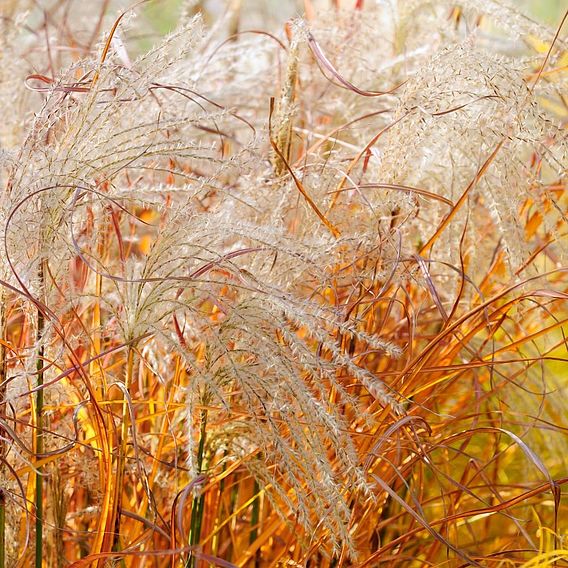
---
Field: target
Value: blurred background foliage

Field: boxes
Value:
[140,0,567,32]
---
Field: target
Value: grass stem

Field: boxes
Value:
[187,407,208,568]
[0,489,5,568]
[35,262,45,568]
[0,295,6,568]
[112,346,135,554]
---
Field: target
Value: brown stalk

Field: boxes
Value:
[269,98,341,238]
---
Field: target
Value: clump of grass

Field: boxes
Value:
[0,0,566,566]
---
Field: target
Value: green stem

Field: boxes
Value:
[249,479,260,545]
[187,408,208,568]
[250,479,261,568]
[211,450,228,559]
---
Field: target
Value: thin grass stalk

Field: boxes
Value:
[0,291,6,568]
[249,479,261,568]
[249,479,260,546]
[211,450,229,559]
[0,489,4,568]
[0,489,3,568]
[112,346,136,553]
[226,470,241,562]
[90,231,116,565]
[35,260,45,568]
[91,267,105,401]
[187,407,208,568]
[0,503,3,565]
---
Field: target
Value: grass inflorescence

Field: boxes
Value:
[0,0,567,566]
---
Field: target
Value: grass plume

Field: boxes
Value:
[0,0,566,566]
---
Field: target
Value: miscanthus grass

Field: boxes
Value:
[0,0,566,566]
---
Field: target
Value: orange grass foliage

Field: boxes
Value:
[0,1,567,567]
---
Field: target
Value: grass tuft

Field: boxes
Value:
[0,0,566,566]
